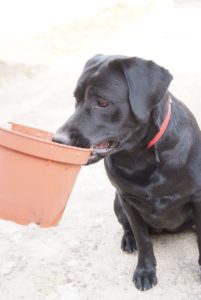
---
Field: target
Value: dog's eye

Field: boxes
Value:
[97,99,109,108]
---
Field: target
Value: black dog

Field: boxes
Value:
[53,54,201,291]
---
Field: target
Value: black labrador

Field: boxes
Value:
[53,54,201,291]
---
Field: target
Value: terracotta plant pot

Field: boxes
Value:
[0,123,91,227]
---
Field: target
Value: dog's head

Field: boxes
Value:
[53,54,173,164]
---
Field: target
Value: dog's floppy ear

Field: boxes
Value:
[111,57,173,123]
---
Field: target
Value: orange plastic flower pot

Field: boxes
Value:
[0,123,91,227]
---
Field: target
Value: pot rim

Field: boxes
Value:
[0,123,91,165]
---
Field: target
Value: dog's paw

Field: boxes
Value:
[133,266,157,291]
[121,231,137,253]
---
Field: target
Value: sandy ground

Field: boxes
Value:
[0,1,201,299]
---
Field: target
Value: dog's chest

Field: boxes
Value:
[105,157,168,202]
[126,193,191,230]
[105,157,192,229]
[124,192,182,215]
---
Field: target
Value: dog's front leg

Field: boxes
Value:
[121,197,157,291]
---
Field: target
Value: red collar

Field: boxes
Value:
[147,96,172,149]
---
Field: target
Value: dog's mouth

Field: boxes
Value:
[87,140,120,165]
[86,139,119,165]
[92,139,119,156]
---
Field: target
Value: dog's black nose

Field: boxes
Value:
[52,131,90,149]
[52,133,70,145]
